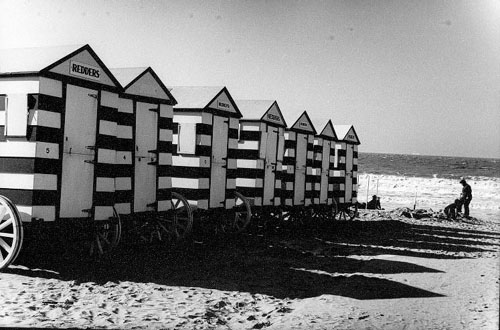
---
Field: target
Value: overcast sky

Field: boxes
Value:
[1,0,499,158]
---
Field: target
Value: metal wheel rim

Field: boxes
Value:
[0,196,23,270]
[89,207,122,256]
[232,191,252,233]
[171,192,193,239]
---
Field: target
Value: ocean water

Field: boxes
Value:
[358,153,500,179]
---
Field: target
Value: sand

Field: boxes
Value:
[0,174,499,329]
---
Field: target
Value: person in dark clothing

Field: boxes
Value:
[457,177,472,217]
[366,195,381,210]
[444,199,462,220]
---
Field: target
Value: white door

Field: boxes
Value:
[263,126,278,205]
[345,144,354,203]
[320,140,331,203]
[60,84,98,218]
[210,115,228,208]
[134,102,158,212]
[293,133,307,205]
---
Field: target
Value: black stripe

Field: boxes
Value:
[195,145,212,157]
[228,128,239,139]
[353,151,358,158]
[172,123,179,134]
[116,138,134,152]
[117,112,134,126]
[232,149,259,160]
[96,135,117,150]
[0,157,61,175]
[99,105,117,122]
[157,188,172,201]
[120,93,174,105]
[171,188,209,200]
[41,71,121,93]
[224,189,236,199]
[114,190,132,204]
[158,117,172,129]
[231,168,263,178]
[0,189,58,206]
[239,131,260,141]
[283,157,295,165]
[157,141,172,153]
[0,126,4,141]
[196,123,213,136]
[27,126,63,144]
[166,166,211,178]
[337,149,346,157]
[94,192,115,206]
[28,94,63,113]
[94,163,123,178]
[284,140,296,149]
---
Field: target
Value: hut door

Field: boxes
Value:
[60,85,98,218]
[293,133,307,205]
[345,144,354,202]
[263,126,278,205]
[210,115,228,208]
[320,140,331,203]
[134,102,158,212]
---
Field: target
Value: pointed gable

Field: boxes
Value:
[172,86,241,117]
[290,111,317,134]
[111,67,176,103]
[320,120,337,140]
[334,125,360,144]
[237,100,287,127]
[43,45,120,88]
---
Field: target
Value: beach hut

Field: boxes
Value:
[333,124,360,218]
[282,111,317,220]
[110,67,192,242]
[0,44,123,266]
[235,100,287,221]
[311,120,338,218]
[169,86,251,232]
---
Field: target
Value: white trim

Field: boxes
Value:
[159,129,172,142]
[0,173,57,190]
[116,151,132,165]
[28,110,61,129]
[117,125,133,139]
[172,155,200,167]
[99,120,117,136]
[39,77,63,98]
[96,177,114,192]
[17,205,56,222]
[236,159,259,168]
[160,104,173,118]
[0,79,39,94]
[158,153,172,165]
[158,177,171,189]
[115,177,132,190]
[172,177,209,189]
[97,148,115,164]
[226,178,236,189]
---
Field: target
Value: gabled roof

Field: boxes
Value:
[289,111,317,134]
[0,44,121,88]
[170,86,242,118]
[319,120,337,140]
[333,124,360,144]
[110,67,177,104]
[236,100,287,127]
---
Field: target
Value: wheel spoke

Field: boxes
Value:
[0,207,8,221]
[0,237,12,253]
[0,218,13,231]
[98,232,111,246]
[0,232,14,238]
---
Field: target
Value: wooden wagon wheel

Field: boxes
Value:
[336,203,358,221]
[0,196,24,270]
[170,192,193,240]
[89,207,122,256]
[219,191,252,234]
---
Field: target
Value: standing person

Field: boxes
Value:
[458,177,472,218]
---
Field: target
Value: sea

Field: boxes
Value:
[358,153,500,179]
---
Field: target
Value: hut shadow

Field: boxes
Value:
[10,231,446,300]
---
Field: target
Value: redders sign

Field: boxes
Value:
[69,61,101,81]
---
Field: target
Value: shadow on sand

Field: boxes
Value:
[8,219,498,301]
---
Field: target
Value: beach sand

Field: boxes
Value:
[1,175,499,330]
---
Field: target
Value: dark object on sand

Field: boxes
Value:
[444,199,462,220]
[457,177,472,217]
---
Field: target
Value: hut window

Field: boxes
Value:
[177,123,196,154]
[0,95,6,111]
[5,94,28,137]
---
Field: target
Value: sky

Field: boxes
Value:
[1,0,499,158]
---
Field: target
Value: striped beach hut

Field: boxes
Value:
[311,120,338,217]
[0,44,123,264]
[282,111,317,218]
[170,86,251,232]
[235,100,287,216]
[333,125,360,209]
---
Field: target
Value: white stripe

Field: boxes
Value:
[225,198,235,209]
[117,125,133,139]
[241,124,260,131]
[339,157,346,164]
[17,205,56,222]
[174,114,202,124]
[307,151,314,159]
[186,199,208,210]
[340,184,345,190]
[236,178,262,188]
[116,151,132,165]
[114,203,131,215]
[236,159,259,168]
[172,134,178,145]
[286,182,293,190]
[0,173,57,190]
[227,158,237,169]
[94,206,114,221]
[238,140,259,150]
[160,104,173,118]
[28,110,61,129]
[226,178,236,189]
[159,129,172,142]
[101,91,119,108]
[172,155,200,167]
[228,138,238,150]
[353,158,358,165]
[199,134,211,146]
[172,177,209,189]
[36,142,59,159]
[99,120,117,136]
[158,153,172,165]
[354,145,358,152]
[275,180,281,188]
[285,199,292,206]
[157,200,171,211]
[96,177,114,192]
[229,117,239,129]
[0,79,39,94]
[306,183,312,190]
[116,177,132,190]
[97,149,115,164]
[118,98,133,113]
[339,197,345,203]
[333,170,345,177]
[0,112,4,126]
[158,177,171,189]
[202,112,212,124]
[284,149,295,157]
[39,78,62,98]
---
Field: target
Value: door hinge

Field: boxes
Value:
[88,93,98,99]
[84,159,96,165]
